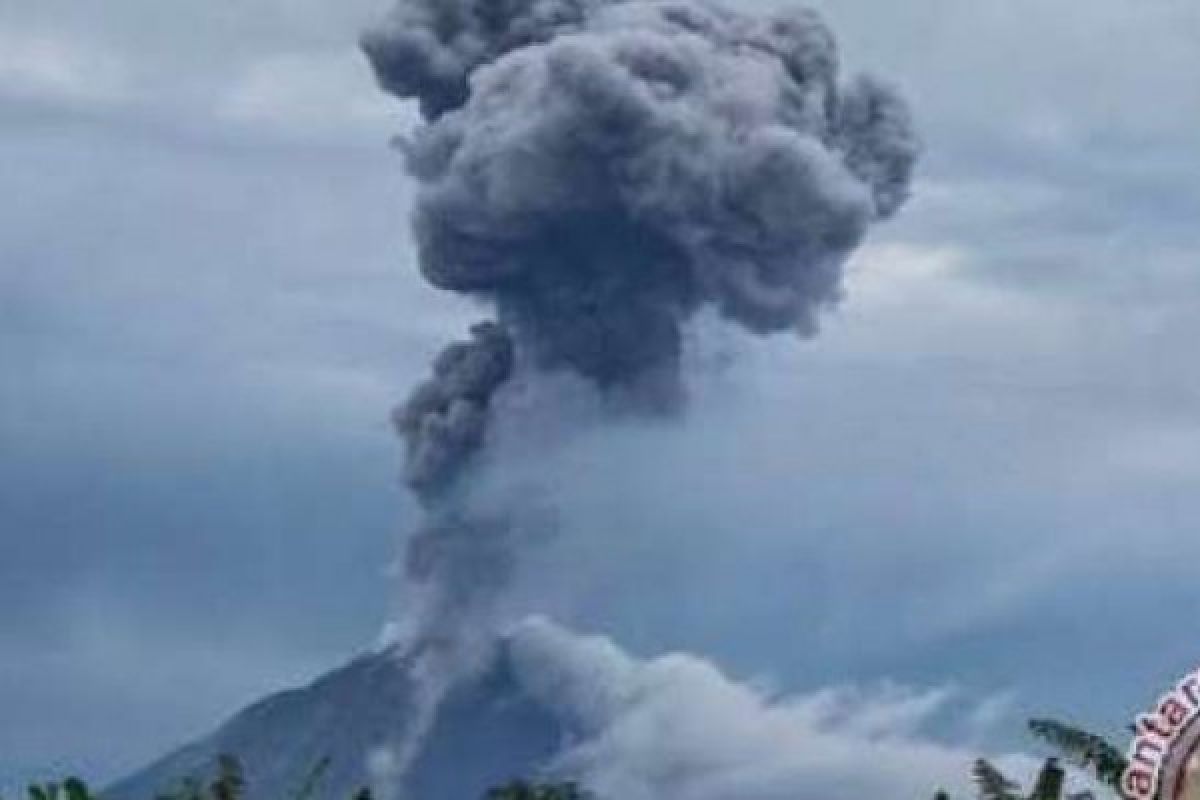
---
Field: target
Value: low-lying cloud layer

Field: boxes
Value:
[508,617,1069,800]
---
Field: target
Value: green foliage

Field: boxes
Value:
[973,758,1023,800]
[62,779,92,800]
[970,757,1077,800]
[25,779,93,800]
[150,755,362,800]
[1028,719,1127,791]
[209,755,245,800]
[17,753,585,800]
[947,716,1129,800]
[1029,758,1066,800]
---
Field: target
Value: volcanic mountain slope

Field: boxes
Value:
[106,638,565,800]
[110,619,986,800]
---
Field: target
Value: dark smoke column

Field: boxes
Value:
[363,0,918,668]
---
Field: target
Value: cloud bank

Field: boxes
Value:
[507,617,1069,800]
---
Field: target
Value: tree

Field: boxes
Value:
[26,780,93,800]
[62,779,93,800]
[209,755,246,800]
[971,757,1082,800]
[17,756,369,800]
[1028,719,1127,792]
[973,758,1022,800]
[954,717,1129,800]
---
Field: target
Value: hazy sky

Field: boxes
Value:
[2,0,1199,789]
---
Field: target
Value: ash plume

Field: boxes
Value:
[366,0,917,404]
[362,0,918,787]
[504,617,981,800]
[394,321,514,502]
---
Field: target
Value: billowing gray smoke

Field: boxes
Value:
[366,0,916,408]
[368,0,918,488]
[394,321,513,502]
[362,0,917,783]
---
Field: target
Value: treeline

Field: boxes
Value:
[8,717,1127,800]
[8,757,589,800]
[942,718,1128,800]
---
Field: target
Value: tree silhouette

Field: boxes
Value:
[1028,719,1127,792]
[973,758,1023,800]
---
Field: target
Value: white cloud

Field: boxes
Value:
[0,27,130,105]
[506,617,1099,800]
[216,50,415,139]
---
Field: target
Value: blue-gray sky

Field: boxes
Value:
[2,0,1199,789]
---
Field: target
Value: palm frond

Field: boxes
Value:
[973,758,1023,800]
[1028,719,1127,790]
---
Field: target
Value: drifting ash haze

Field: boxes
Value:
[114,619,1052,800]
[360,0,919,794]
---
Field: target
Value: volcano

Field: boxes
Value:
[107,635,565,800]
[109,618,983,800]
